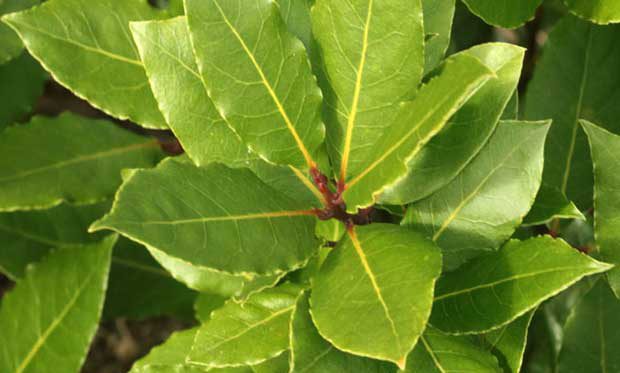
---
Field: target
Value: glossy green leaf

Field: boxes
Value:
[423,0,456,74]
[104,237,197,320]
[0,0,38,64]
[582,120,620,297]
[481,311,535,373]
[558,279,620,372]
[91,158,320,275]
[0,201,108,280]
[2,0,170,128]
[312,0,424,178]
[129,327,252,373]
[403,327,501,373]
[430,236,612,334]
[0,52,46,129]
[342,53,493,212]
[402,120,550,269]
[0,235,115,373]
[525,16,620,209]
[563,0,620,24]
[291,292,393,373]
[185,0,324,169]
[461,0,543,28]
[523,184,585,226]
[0,113,163,212]
[311,224,442,368]
[188,284,302,368]
[382,43,525,204]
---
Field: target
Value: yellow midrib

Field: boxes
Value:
[340,0,374,181]
[117,209,316,226]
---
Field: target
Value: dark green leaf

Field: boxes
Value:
[461,0,543,28]
[0,0,38,64]
[194,293,227,323]
[0,52,46,129]
[0,235,115,373]
[481,311,535,373]
[430,236,612,334]
[523,184,585,226]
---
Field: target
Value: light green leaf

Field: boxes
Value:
[581,120,620,297]
[430,236,612,334]
[0,52,46,129]
[563,0,620,24]
[0,201,108,280]
[0,0,38,65]
[291,292,393,373]
[461,0,543,28]
[422,0,456,74]
[310,224,442,369]
[104,237,197,320]
[382,43,525,204]
[558,279,620,372]
[184,0,324,170]
[315,219,346,242]
[0,113,163,212]
[342,53,493,212]
[525,16,620,209]
[312,0,424,178]
[523,184,585,226]
[188,284,302,368]
[91,158,320,275]
[402,326,501,373]
[481,311,535,373]
[2,0,171,128]
[0,235,115,373]
[402,120,550,269]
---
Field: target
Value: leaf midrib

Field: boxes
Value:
[111,209,316,226]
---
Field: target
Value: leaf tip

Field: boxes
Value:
[396,356,407,370]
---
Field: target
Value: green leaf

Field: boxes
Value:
[194,293,227,323]
[461,0,543,28]
[104,237,197,320]
[402,327,501,373]
[563,0,620,24]
[0,235,115,373]
[422,0,456,74]
[558,279,620,373]
[402,120,550,269]
[501,91,519,120]
[0,201,109,280]
[188,284,302,368]
[525,16,620,209]
[581,120,620,297]
[523,184,585,226]
[2,0,171,129]
[0,0,38,64]
[382,43,525,204]
[0,52,46,129]
[430,236,612,334]
[311,0,424,178]
[310,224,442,369]
[342,53,493,212]
[481,311,535,373]
[315,219,346,242]
[91,158,320,275]
[250,353,290,373]
[185,0,324,169]
[291,292,393,373]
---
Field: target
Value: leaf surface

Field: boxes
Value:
[557,279,620,373]
[402,327,501,372]
[481,311,535,373]
[0,235,115,373]
[342,53,493,211]
[311,0,424,177]
[185,0,324,169]
[0,113,163,211]
[582,121,620,297]
[383,43,524,204]
[461,0,543,28]
[402,120,550,269]
[430,236,612,334]
[525,16,620,209]
[291,292,393,373]
[188,284,302,368]
[563,0,620,24]
[91,158,319,275]
[310,224,442,368]
[422,0,456,74]
[2,0,170,128]
[523,184,585,226]
[0,52,46,129]
[0,0,38,64]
